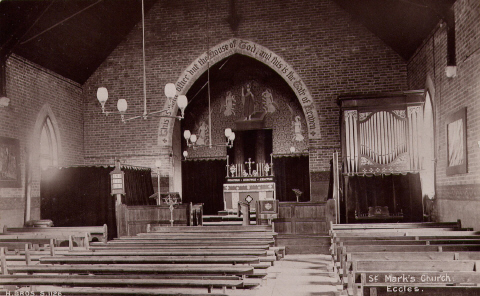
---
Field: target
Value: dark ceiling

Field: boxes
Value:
[0,0,456,85]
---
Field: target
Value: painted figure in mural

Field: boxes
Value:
[293,115,304,142]
[262,88,277,113]
[242,83,255,120]
[221,91,236,116]
[196,121,208,146]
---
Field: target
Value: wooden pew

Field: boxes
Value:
[13,287,230,296]
[0,232,90,249]
[329,222,480,296]
[92,241,273,249]
[39,255,261,265]
[0,225,278,295]
[341,251,480,279]
[111,237,276,246]
[6,263,256,276]
[361,285,480,296]
[147,224,274,233]
[355,270,480,295]
[3,224,108,243]
[0,274,244,294]
[335,244,480,266]
[346,259,480,295]
[330,221,463,231]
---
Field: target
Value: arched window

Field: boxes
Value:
[420,91,435,199]
[39,116,58,169]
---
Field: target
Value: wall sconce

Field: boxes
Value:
[183,150,188,159]
[184,128,235,148]
[290,146,296,153]
[445,65,457,78]
[97,83,188,123]
[0,96,9,108]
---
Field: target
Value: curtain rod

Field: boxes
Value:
[48,164,152,170]
[343,170,420,176]
[183,156,227,161]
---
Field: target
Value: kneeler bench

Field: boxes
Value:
[0,275,244,294]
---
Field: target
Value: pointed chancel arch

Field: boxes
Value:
[158,38,321,146]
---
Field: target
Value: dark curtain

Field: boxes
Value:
[344,172,423,222]
[273,155,310,202]
[181,159,226,215]
[123,167,155,205]
[41,166,154,240]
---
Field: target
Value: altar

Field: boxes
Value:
[223,177,275,211]
[223,158,275,212]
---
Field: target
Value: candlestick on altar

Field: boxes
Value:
[270,153,274,176]
[226,155,230,177]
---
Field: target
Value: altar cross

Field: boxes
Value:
[245,158,255,176]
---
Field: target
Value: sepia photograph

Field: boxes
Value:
[0,0,478,295]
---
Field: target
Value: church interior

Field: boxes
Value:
[0,0,479,295]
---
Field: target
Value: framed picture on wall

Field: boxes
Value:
[446,107,467,176]
[0,136,21,188]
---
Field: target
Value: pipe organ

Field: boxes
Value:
[341,92,425,174]
[339,91,425,223]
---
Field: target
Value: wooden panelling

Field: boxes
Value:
[116,204,192,237]
[274,202,327,235]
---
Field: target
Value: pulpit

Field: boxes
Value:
[223,157,275,212]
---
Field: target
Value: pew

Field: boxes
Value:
[0,224,282,295]
[3,224,108,243]
[111,237,276,246]
[340,251,480,280]
[334,237,480,259]
[15,287,230,296]
[0,274,244,294]
[39,255,262,265]
[329,222,480,295]
[6,263,256,276]
[330,221,463,231]
[345,259,480,295]
[0,231,91,248]
[147,224,274,233]
[355,271,480,295]
[361,285,480,296]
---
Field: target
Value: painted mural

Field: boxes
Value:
[182,64,308,159]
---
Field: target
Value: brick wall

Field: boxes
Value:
[83,0,407,194]
[407,0,480,229]
[0,55,84,228]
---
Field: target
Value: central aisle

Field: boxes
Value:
[232,254,344,296]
